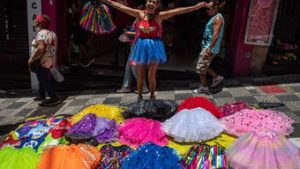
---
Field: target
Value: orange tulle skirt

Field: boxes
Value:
[36,144,100,169]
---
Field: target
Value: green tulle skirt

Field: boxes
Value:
[0,146,39,169]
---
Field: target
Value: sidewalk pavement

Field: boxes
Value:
[0,76,300,146]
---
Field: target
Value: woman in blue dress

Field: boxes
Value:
[101,0,212,100]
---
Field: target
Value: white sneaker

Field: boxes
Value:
[192,86,209,94]
[211,75,224,87]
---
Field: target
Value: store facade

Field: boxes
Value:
[1,0,299,79]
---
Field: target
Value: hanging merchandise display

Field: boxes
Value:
[80,1,116,34]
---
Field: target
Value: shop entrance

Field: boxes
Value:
[264,0,300,75]
[66,0,236,77]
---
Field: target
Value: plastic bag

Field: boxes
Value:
[50,67,64,83]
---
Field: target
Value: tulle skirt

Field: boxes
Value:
[118,118,168,147]
[66,114,118,144]
[220,109,294,136]
[163,108,223,142]
[122,99,177,122]
[0,146,39,169]
[71,104,124,124]
[177,97,223,118]
[121,142,183,169]
[226,132,300,169]
[36,144,100,169]
[129,38,167,65]
[97,144,133,169]
[181,144,231,169]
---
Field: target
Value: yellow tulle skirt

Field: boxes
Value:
[71,104,125,124]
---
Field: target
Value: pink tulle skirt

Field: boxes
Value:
[118,118,168,147]
[226,132,300,169]
[220,109,294,136]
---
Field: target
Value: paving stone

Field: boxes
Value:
[192,93,213,99]
[290,86,300,93]
[285,101,300,111]
[0,109,18,117]
[107,93,125,98]
[283,111,300,123]
[156,91,175,100]
[290,123,300,138]
[0,99,5,103]
[25,102,39,109]
[16,97,33,102]
[214,98,236,107]
[75,95,93,100]
[228,87,251,97]
[211,91,232,98]
[0,102,13,109]
[69,99,90,106]
[276,94,299,102]
[120,94,137,106]
[85,98,105,105]
[289,138,300,149]
[175,93,193,100]
[55,105,84,116]
[17,109,34,117]
[103,97,123,105]
[6,102,26,109]
[269,106,292,113]
[1,98,18,104]
[92,94,108,99]
[254,96,281,103]
[234,96,258,105]
[247,89,263,96]
[0,116,24,126]
[223,79,241,86]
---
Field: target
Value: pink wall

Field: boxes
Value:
[42,0,68,65]
[228,0,253,76]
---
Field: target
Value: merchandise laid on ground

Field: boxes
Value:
[0,97,299,169]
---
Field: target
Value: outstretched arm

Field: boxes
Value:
[159,2,212,20]
[99,0,141,18]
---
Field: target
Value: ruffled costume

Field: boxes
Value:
[71,104,124,124]
[118,118,168,147]
[36,144,100,169]
[129,17,166,65]
[220,109,294,136]
[181,144,231,169]
[226,131,300,169]
[80,1,115,34]
[66,114,118,145]
[0,146,39,169]
[121,142,183,169]
[163,108,223,142]
[122,99,177,121]
[177,97,223,118]
[97,144,133,169]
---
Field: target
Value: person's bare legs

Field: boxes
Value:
[137,64,145,100]
[208,68,218,79]
[200,73,208,87]
[148,62,159,99]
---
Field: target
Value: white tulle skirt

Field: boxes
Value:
[162,108,223,143]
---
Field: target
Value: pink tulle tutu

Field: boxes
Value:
[118,118,168,147]
[177,97,223,118]
[220,109,294,136]
[226,132,300,169]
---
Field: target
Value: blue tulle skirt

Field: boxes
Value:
[129,38,167,65]
[121,142,182,169]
